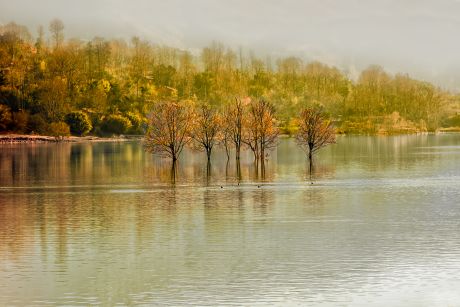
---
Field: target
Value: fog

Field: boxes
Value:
[2,0,460,90]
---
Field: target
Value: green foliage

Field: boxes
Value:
[11,111,29,133]
[37,77,69,122]
[0,20,458,136]
[48,122,70,138]
[101,114,132,135]
[0,104,12,131]
[82,110,103,132]
[125,112,146,134]
[152,64,176,87]
[65,111,92,136]
[279,118,299,136]
[442,114,460,127]
[27,114,48,135]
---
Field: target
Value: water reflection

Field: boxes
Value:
[1,135,460,305]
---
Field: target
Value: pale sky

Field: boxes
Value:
[2,0,460,90]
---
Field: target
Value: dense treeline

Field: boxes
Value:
[1,20,460,137]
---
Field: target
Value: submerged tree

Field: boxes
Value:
[225,98,246,161]
[252,99,279,170]
[243,99,279,176]
[243,103,260,163]
[144,101,193,163]
[0,20,454,138]
[296,107,336,182]
[219,114,232,161]
[191,103,220,161]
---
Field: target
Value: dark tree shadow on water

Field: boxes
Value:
[253,160,259,181]
[170,161,178,185]
[205,160,212,186]
[305,159,336,184]
[225,160,230,182]
[236,160,242,185]
[261,161,266,181]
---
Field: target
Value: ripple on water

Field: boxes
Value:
[1,136,460,305]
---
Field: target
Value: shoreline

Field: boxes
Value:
[0,134,143,144]
[1,130,459,144]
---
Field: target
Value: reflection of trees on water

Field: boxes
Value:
[0,143,72,186]
[1,135,459,305]
[225,160,230,182]
[205,161,212,186]
[300,188,327,215]
[236,160,242,183]
[0,135,457,257]
[0,194,36,259]
[0,181,291,271]
[300,161,337,182]
[145,147,277,185]
[170,162,177,184]
[0,142,148,187]
[251,188,275,217]
[326,135,445,176]
[1,136,458,189]
[0,141,280,188]
[202,184,276,238]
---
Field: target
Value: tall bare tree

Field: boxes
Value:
[49,19,64,49]
[225,97,246,161]
[243,99,279,173]
[219,113,232,161]
[144,101,193,163]
[191,103,220,161]
[253,100,279,169]
[296,107,335,181]
[130,36,151,100]
[38,77,69,122]
[242,107,260,163]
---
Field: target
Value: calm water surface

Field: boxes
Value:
[1,135,460,306]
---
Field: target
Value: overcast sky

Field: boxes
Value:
[2,0,460,89]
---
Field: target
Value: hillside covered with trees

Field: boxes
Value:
[1,20,460,137]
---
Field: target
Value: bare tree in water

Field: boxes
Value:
[144,101,193,163]
[242,104,260,164]
[296,107,335,182]
[244,99,279,177]
[219,113,232,161]
[191,103,220,162]
[252,99,279,173]
[225,98,246,162]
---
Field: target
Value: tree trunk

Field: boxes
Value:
[206,160,211,185]
[252,149,258,163]
[170,161,177,184]
[236,160,242,182]
[260,144,265,171]
[261,161,266,179]
[225,159,230,179]
[224,140,230,161]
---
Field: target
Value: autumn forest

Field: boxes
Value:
[1,19,460,139]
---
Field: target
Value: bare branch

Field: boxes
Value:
[144,101,193,162]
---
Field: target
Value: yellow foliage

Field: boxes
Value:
[97,79,111,93]
[39,60,46,71]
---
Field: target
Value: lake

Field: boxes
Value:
[1,135,460,306]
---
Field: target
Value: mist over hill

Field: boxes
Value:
[2,0,460,91]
